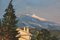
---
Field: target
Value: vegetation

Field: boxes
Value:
[2,0,18,40]
[31,29,59,40]
[0,0,60,40]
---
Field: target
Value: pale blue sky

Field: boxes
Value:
[0,0,60,24]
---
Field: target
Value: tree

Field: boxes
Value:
[50,35,59,40]
[36,29,50,40]
[31,30,39,40]
[2,0,18,40]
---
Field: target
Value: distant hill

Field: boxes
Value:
[17,14,60,31]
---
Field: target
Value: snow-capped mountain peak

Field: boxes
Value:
[31,14,47,21]
[25,14,47,21]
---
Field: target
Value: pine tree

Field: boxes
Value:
[2,0,18,40]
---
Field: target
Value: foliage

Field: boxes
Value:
[2,0,18,40]
[31,29,59,40]
[36,29,50,40]
[50,36,59,40]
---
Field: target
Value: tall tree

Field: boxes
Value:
[2,0,18,40]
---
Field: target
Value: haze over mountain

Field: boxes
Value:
[0,0,60,24]
[17,14,60,31]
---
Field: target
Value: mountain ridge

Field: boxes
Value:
[17,14,60,31]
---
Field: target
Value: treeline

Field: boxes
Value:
[31,29,59,40]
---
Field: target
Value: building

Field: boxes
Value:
[16,27,32,40]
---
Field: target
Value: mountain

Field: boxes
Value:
[17,14,60,31]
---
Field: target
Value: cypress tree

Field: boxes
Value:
[2,0,18,40]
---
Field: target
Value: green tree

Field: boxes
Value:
[31,30,39,40]
[36,29,50,40]
[50,36,59,40]
[2,0,18,40]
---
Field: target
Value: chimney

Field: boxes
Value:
[26,27,29,33]
[24,27,26,31]
[24,27,29,33]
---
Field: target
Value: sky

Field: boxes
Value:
[0,0,60,24]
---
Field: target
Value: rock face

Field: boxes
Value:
[17,14,60,31]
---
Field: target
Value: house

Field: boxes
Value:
[16,27,32,40]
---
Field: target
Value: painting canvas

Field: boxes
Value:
[0,0,60,40]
